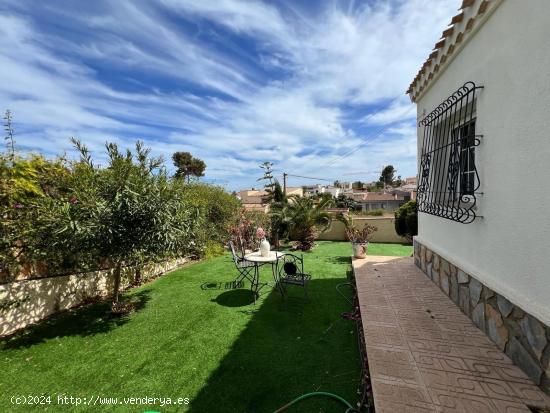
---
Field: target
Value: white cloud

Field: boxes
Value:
[363,97,417,125]
[0,1,460,189]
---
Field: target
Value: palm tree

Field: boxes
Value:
[268,180,289,248]
[283,195,333,251]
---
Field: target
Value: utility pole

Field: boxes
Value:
[283,172,287,195]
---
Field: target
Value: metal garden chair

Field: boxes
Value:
[277,253,311,300]
[229,240,256,288]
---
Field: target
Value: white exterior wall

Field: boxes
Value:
[320,186,341,197]
[415,0,550,326]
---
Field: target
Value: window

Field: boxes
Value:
[417,82,483,224]
[453,120,476,196]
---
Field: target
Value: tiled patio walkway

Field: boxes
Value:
[354,256,550,413]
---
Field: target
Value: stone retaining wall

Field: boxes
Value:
[414,239,550,394]
[0,258,187,337]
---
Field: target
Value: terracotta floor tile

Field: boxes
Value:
[353,256,550,412]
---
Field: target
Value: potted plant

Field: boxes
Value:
[338,213,378,259]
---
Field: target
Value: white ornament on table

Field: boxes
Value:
[259,238,270,257]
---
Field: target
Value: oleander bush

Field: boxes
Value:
[0,140,240,285]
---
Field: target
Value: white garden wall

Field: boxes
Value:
[0,258,187,337]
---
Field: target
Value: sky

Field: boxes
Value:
[0,0,459,190]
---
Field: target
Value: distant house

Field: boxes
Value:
[354,192,405,213]
[388,188,413,202]
[404,176,417,186]
[284,186,304,198]
[303,184,337,197]
[391,183,417,201]
[303,183,352,198]
[236,186,304,213]
[408,0,550,390]
[235,189,268,213]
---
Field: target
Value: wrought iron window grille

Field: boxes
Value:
[417,81,484,224]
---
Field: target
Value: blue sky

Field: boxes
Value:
[0,0,459,190]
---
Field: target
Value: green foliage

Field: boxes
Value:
[394,200,418,242]
[394,175,403,187]
[352,181,365,190]
[203,241,225,258]
[172,151,206,182]
[0,139,239,287]
[4,110,15,163]
[180,183,241,256]
[276,195,333,251]
[379,165,396,187]
[335,193,355,209]
[368,181,384,192]
[257,161,275,202]
[267,180,288,247]
[0,154,71,277]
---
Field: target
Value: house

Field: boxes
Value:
[404,176,417,186]
[354,192,405,213]
[235,188,268,213]
[408,0,550,391]
[388,188,413,202]
[236,186,303,213]
[284,186,304,198]
[303,184,351,198]
[390,184,417,201]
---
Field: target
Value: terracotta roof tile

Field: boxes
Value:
[361,193,402,202]
[451,12,464,24]
[434,39,446,49]
[442,27,454,38]
[407,0,499,101]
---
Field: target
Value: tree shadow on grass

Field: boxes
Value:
[212,289,255,307]
[325,256,352,265]
[188,278,361,413]
[0,289,152,350]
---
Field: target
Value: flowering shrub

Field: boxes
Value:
[229,209,270,254]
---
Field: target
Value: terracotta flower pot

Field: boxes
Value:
[352,242,368,259]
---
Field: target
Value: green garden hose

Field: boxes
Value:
[272,391,359,413]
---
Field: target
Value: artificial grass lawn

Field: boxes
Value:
[0,241,411,413]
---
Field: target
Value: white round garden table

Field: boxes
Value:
[244,251,285,299]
